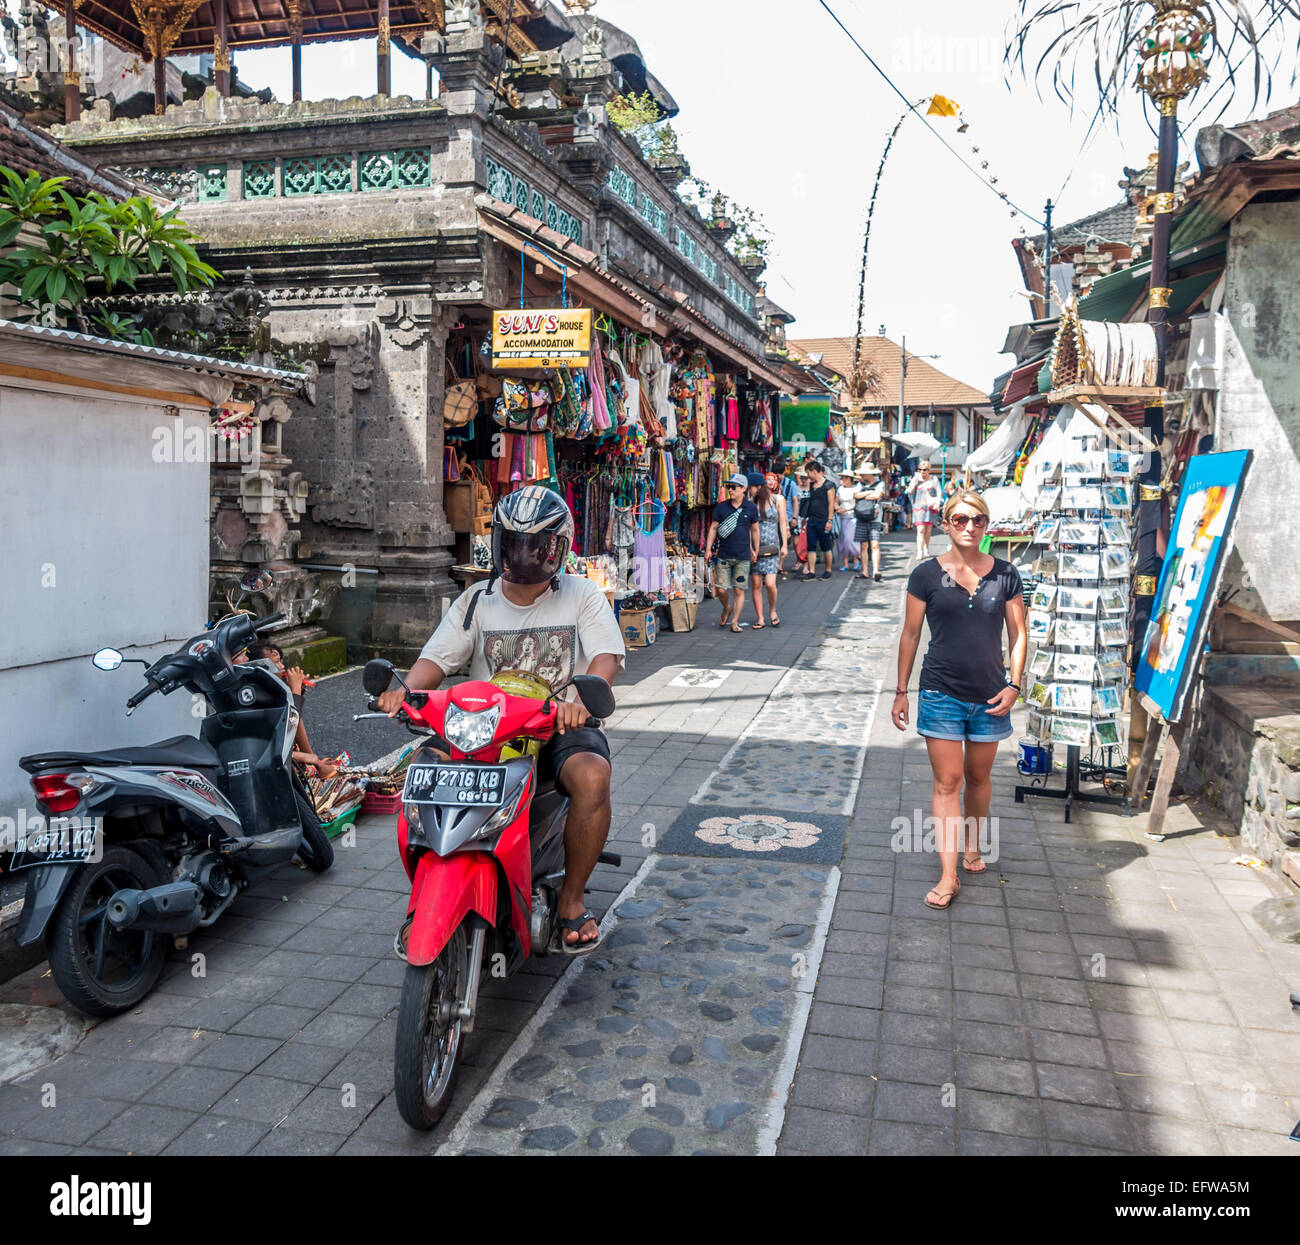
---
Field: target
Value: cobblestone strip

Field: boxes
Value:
[439,856,840,1156]
[692,581,902,818]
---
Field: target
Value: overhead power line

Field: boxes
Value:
[816,0,1046,227]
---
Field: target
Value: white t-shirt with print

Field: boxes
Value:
[419,573,626,695]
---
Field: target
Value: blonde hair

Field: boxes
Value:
[918,460,931,470]
[942,489,989,524]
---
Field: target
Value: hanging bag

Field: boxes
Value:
[444,360,478,429]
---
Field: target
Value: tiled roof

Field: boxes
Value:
[1029,200,1138,251]
[786,336,990,407]
[1196,99,1300,172]
[0,101,137,199]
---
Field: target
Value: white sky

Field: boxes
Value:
[8,0,1295,391]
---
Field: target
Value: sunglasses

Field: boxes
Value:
[948,513,989,530]
[727,483,745,490]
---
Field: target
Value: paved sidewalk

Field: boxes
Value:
[780,555,1300,1156]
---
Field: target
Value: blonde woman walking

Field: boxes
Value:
[892,490,1026,910]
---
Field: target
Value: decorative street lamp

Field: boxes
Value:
[1131,1,1214,662]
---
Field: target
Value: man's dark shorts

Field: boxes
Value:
[540,725,611,795]
[805,523,834,553]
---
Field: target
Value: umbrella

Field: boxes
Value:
[887,431,942,459]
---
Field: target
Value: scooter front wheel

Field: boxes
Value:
[46,844,169,1017]
[393,922,468,1130]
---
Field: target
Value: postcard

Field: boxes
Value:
[1027,611,1053,643]
[1030,583,1058,611]
[1093,719,1122,748]
[1051,716,1092,747]
[1055,619,1096,648]
[1026,710,1052,742]
[1054,652,1096,681]
[1101,549,1130,579]
[1052,682,1093,714]
[1107,450,1138,479]
[1035,485,1061,511]
[1036,550,1060,577]
[1059,551,1101,579]
[1058,521,1100,547]
[1103,483,1131,510]
[1098,619,1129,646]
[1061,486,1103,511]
[1026,680,1051,707]
[1029,649,1055,678]
[1094,685,1122,714]
[1100,587,1128,614]
[1098,655,1127,683]
[1058,587,1099,615]
[1063,451,1105,480]
[1101,518,1130,546]
[1034,517,1059,544]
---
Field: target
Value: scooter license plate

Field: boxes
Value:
[403,763,508,807]
[8,819,100,869]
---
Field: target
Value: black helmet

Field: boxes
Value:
[492,485,574,585]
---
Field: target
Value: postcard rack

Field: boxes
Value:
[1014,428,1140,822]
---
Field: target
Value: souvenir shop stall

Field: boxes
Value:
[441,302,782,644]
[962,303,1162,816]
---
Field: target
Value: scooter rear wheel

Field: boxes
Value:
[46,844,169,1017]
[293,787,334,873]
[394,923,468,1130]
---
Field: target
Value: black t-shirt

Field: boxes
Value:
[712,499,759,561]
[906,556,1023,702]
[805,478,835,524]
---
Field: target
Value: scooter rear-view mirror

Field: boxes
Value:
[571,674,615,720]
[93,648,123,671]
[239,569,274,594]
[363,659,399,696]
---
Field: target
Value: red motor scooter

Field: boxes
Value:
[357,659,618,1130]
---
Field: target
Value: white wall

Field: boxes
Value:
[1218,200,1300,620]
[0,375,209,814]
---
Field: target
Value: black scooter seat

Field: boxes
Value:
[20,735,221,773]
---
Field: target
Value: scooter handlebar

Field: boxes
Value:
[125,681,158,712]
[254,612,286,633]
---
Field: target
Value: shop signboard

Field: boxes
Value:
[492,308,591,369]
[1134,450,1252,723]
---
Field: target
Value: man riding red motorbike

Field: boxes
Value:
[377,485,624,953]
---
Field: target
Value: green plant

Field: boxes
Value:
[607,90,681,163]
[0,168,220,338]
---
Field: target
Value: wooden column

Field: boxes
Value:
[63,0,80,122]
[214,0,230,96]
[291,39,303,101]
[288,0,302,101]
[377,0,391,96]
[153,55,166,114]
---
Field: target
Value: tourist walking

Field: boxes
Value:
[707,472,760,633]
[802,459,836,581]
[853,463,885,582]
[835,470,860,571]
[906,460,944,560]
[891,490,1026,910]
[748,474,788,628]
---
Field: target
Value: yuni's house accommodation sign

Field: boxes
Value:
[492,309,592,369]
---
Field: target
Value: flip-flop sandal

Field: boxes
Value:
[556,911,603,955]
[717,614,731,628]
[924,881,961,910]
[730,624,743,633]
[771,616,781,627]
[752,621,766,630]
[962,856,988,874]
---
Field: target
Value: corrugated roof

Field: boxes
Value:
[1078,235,1226,322]
[787,336,990,407]
[0,317,303,383]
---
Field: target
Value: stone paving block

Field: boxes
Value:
[89,1104,197,1154]
[955,1051,1036,1097]
[876,1042,954,1087]
[790,1068,874,1117]
[779,1105,868,1155]
[957,1088,1043,1140]
[164,1115,268,1156]
[957,1128,1044,1156]
[140,1064,244,1113]
[866,1119,956,1155]
[1041,1099,1135,1151]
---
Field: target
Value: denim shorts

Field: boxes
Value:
[916,687,1013,742]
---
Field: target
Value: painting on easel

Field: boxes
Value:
[1135,450,1253,723]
